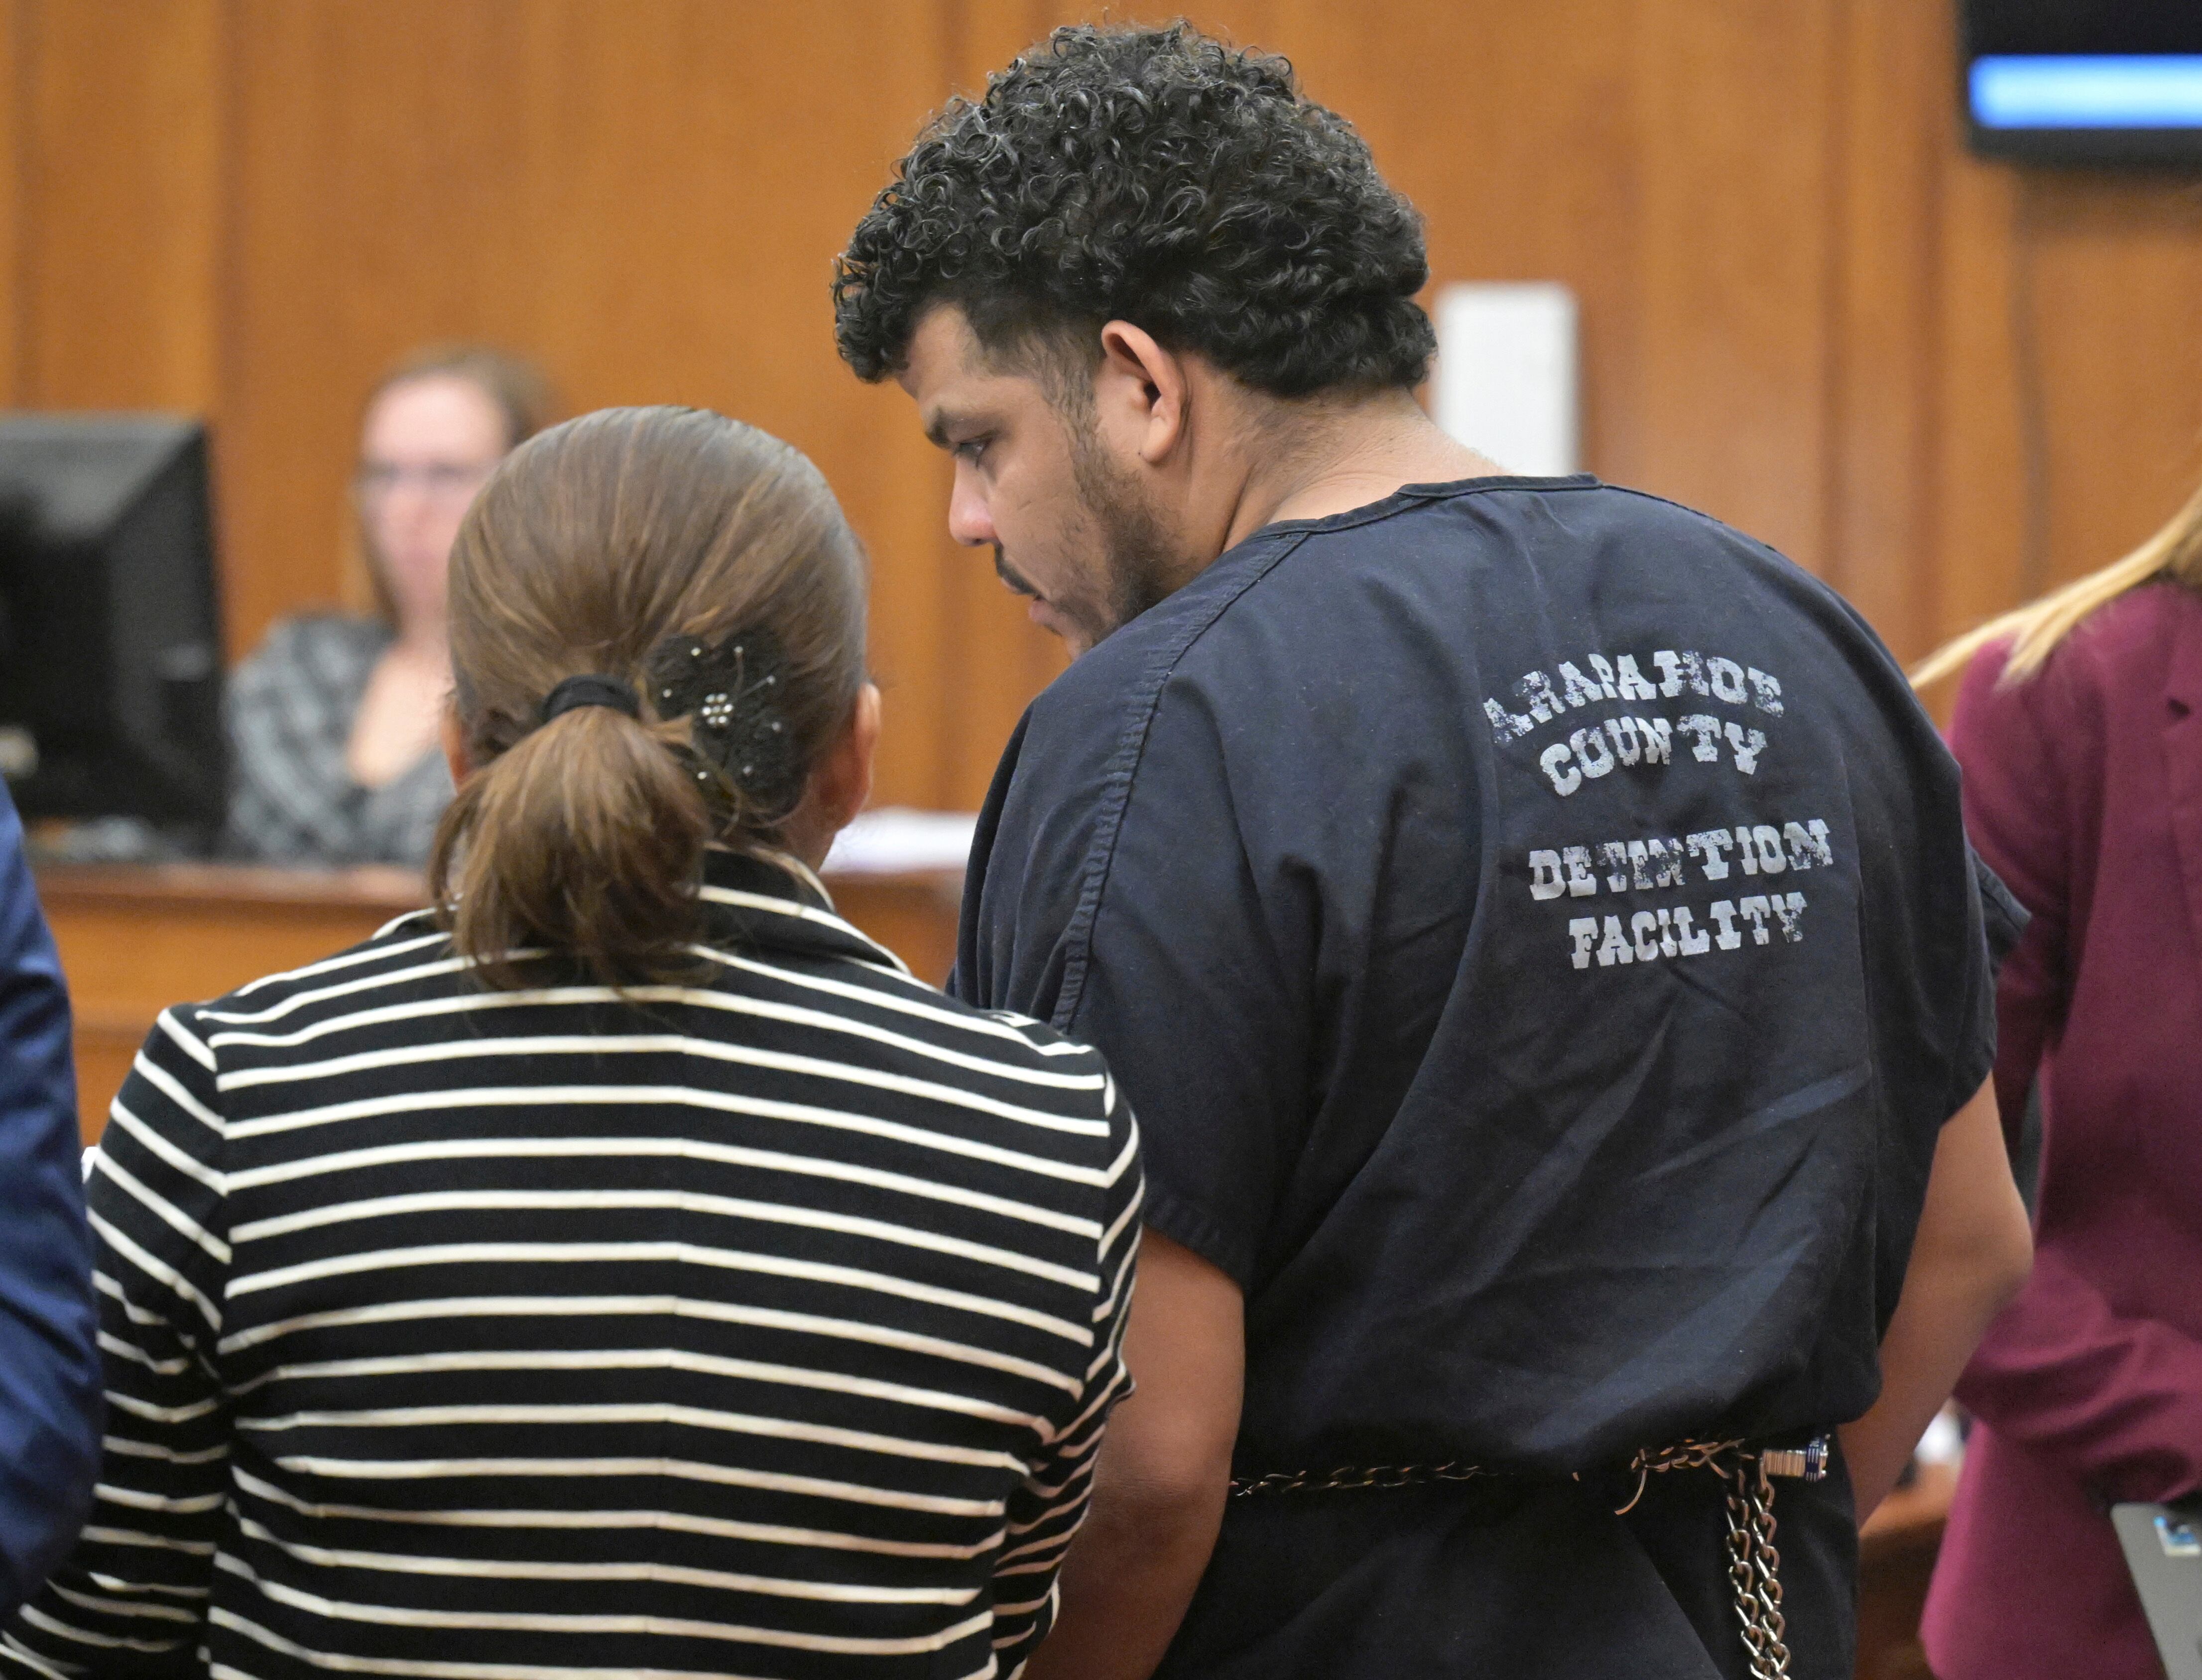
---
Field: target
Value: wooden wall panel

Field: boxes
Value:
[1250,0,1645,478]
[1822,0,1947,658]
[6,0,2202,793]
[0,1,24,406]
[1623,0,1841,571]
[2021,175,2202,589]
[15,0,221,413]
[1928,145,2028,659]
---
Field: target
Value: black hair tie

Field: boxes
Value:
[539,674,641,724]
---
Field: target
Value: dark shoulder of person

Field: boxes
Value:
[954,517,1308,1021]
[961,475,1971,1028]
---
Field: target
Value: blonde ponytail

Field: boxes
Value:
[1914,477,2202,689]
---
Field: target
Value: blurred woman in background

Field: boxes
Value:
[10,406,1139,1679]
[224,343,553,865]
[1916,484,2202,1680]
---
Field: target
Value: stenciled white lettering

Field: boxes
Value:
[1614,654,1660,701]
[1483,648,1784,753]
[1770,892,1808,942]
[1784,819,1833,869]
[1571,725,1616,780]
[1724,722,1767,775]
[1540,742,1581,796]
[1562,846,1598,896]
[1678,715,1724,762]
[1523,819,1836,902]
[1687,829,1735,880]
[1560,892,1808,968]
[1528,849,1567,901]
[1710,899,1743,950]
[1559,662,1608,709]
[1569,918,1600,969]
[1598,841,1631,893]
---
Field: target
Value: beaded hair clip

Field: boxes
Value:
[644,627,804,821]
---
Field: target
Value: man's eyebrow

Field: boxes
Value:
[921,408,962,451]
[925,397,1000,451]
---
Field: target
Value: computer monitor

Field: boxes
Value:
[1963,0,2202,166]
[0,415,226,844]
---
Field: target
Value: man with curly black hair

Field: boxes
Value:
[836,22,2030,1680]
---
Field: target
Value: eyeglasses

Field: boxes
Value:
[354,460,498,503]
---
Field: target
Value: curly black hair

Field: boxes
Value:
[833,22,1436,398]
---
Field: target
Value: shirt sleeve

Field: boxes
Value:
[1947,637,2202,1504]
[1060,677,1307,1290]
[222,618,359,863]
[987,1071,1142,1676]
[4,1007,232,1678]
[1951,641,2070,1144]
[0,787,102,1620]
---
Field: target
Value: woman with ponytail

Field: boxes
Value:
[7,407,1141,1680]
[1917,484,2202,1680]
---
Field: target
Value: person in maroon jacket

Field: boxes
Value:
[1915,487,2202,1680]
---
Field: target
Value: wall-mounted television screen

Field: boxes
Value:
[1963,0,2202,165]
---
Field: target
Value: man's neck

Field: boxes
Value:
[1216,388,1504,554]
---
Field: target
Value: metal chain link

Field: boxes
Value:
[1621,1439,1796,1679]
[1236,1435,1819,1680]
[1721,1451,1792,1679]
[1228,1460,1492,1497]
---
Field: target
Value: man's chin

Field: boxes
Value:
[1027,597,1098,657]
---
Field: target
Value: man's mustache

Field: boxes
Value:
[993,546,1040,600]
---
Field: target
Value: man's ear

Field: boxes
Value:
[1096,320,1190,467]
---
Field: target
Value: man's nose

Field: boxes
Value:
[947,469,996,549]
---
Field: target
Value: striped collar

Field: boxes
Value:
[695,847,912,977]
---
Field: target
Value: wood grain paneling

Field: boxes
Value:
[2021,173,2202,588]
[3,0,2201,780]
[1929,141,2029,657]
[0,1,24,405]
[1626,0,1842,570]
[16,0,222,413]
[1823,0,1947,653]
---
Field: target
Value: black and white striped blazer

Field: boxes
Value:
[6,850,1141,1680]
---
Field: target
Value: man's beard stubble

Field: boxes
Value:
[1060,419,1184,650]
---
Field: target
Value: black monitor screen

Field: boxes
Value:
[0,415,226,840]
[1963,0,2202,164]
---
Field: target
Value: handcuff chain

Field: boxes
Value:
[1234,1435,1815,1680]
[1719,1452,1793,1680]
[1228,1460,1491,1498]
[1616,1436,1746,1515]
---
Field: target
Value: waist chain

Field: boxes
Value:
[1230,1435,1833,1680]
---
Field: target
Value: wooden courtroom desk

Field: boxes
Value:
[36,861,964,1142]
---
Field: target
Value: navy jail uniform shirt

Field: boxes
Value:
[953,476,2001,1680]
[0,781,101,1617]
